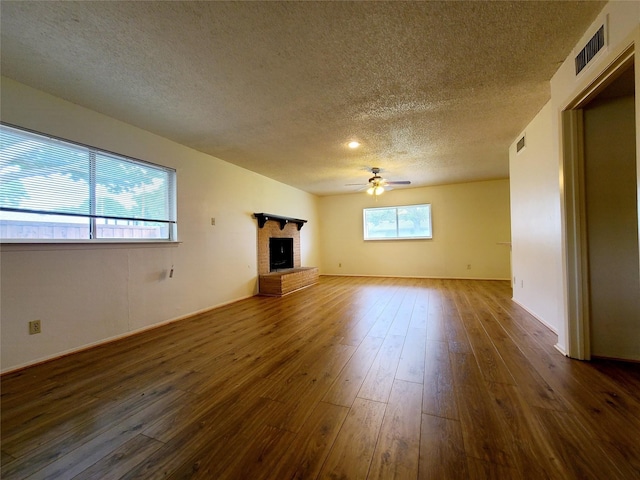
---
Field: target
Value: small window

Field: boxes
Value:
[0,123,177,242]
[363,204,432,240]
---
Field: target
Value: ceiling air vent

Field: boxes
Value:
[516,135,525,153]
[575,25,605,75]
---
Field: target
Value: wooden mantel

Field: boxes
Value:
[253,213,307,231]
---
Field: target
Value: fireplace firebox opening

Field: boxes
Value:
[269,237,294,271]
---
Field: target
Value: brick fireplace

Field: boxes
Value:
[256,220,301,275]
[254,213,318,296]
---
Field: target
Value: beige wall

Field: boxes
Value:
[509,101,564,334]
[319,180,511,279]
[0,78,321,372]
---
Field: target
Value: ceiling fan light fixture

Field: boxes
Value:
[367,183,384,195]
[348,141,360,149]
[347,167,408,195]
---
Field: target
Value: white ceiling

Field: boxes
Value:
[0,1,605,196]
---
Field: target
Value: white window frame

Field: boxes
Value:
[0,123,177,243]
[363,203,432,241]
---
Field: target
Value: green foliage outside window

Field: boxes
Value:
[363,204,432,240]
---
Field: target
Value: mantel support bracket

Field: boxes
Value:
[253,213,307,231]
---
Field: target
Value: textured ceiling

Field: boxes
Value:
[0,1,605,196]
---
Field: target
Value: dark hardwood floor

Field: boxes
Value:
[2,276,639,479]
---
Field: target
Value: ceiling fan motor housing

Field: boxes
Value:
[369,167,383,184]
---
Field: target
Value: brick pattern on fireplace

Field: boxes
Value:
[257,221,301,275]
[258,267,319,296]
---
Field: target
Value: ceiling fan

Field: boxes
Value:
[346,167,411,196]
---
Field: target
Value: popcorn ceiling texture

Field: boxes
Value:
[0,1,605,195]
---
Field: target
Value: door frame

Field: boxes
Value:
[560,37,638,360]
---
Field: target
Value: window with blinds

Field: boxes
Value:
[0,123,177,241]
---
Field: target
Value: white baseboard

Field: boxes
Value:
[320,273,511,281]
[554,343,568,356]
[511,298,559,334]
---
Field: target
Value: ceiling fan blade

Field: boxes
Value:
[385,180,411,185]
[345,183,369,186]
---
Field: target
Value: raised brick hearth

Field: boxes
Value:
[259,267,319,296]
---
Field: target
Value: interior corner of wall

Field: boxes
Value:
[553,343,568,357]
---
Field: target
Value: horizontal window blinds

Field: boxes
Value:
[0,126,90,216]
[0,123,176,241]
[0,124,175,223]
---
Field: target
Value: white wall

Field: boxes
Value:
[509,102,563,333]
[0,78,321,372]
[509,1,640,354]
[319,180,511,279]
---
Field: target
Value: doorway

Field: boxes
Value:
[562,54,640,361]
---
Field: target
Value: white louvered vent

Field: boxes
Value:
[575,25,605,75]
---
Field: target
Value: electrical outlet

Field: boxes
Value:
[211,217,216,226]
[29,320,41,335]
[339,263,342,268]
[467,264,471,270]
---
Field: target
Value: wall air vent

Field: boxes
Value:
[575,25,605,75]
[516,135,526,153]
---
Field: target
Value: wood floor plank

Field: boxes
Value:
[261,343,355,432]
[476,281,558,353]
[12,389,185,480]
[317,397,387,480]
[455,380,518,469]
[484,382,561,479]
[466,457,524,480]
[440,284,472,354]
[2,385,184,478]
[323,335,385,407]
[71,434,164,480]
[425,308,448,343]
[357,334,405,403]
[1,450,15,465]
[123,394,274,479]
[141,374,271,444]
[524,345,640,477]
[387,286,417,336]
[367,286,407,338]
[395,327,427,384]
[368,379,423,479]
[530,407,631,480]
[592,359,640,393]
[408,288,430,332]
[453,288,516,385]
[423,340,459,420]
[210,424,296,480]
[267,401,350,480]
[450,351,517,468]
[1,393,105,453]
[2,277,639,480]
[339,285,399,346]
[419,414,468,479]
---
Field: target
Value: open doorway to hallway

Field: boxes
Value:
[563,54,640,361]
